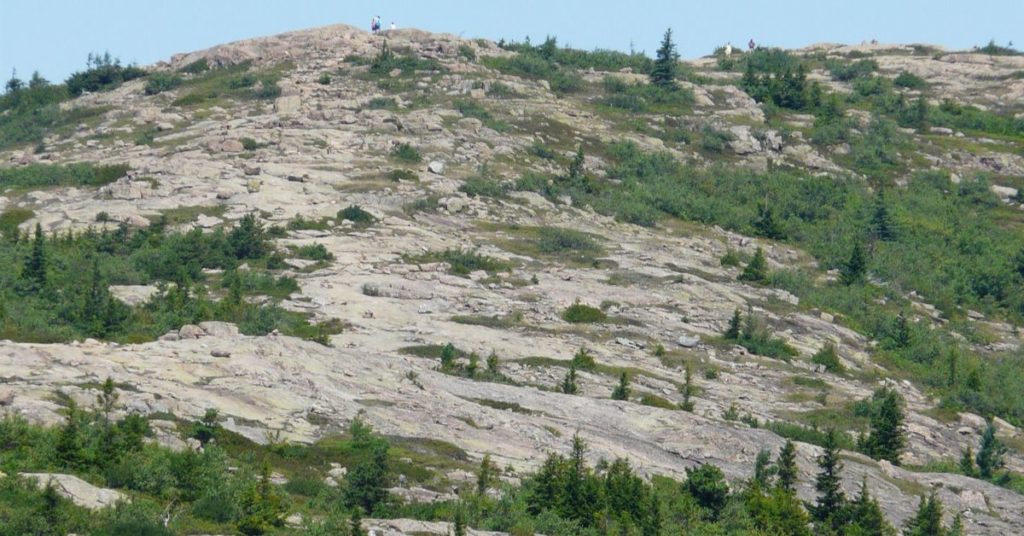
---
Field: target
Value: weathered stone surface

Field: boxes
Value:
[21,473,128,510]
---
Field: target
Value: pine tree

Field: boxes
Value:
[863,387,906,465]
[685,463,730,520]
[680,362,695,412]
[237,461,285,534]
[724,309,742,340]
[440,343,457,371]
[811,428,846,529]
[486,350,500,375]
[563,434,601,523]
[452,507,466,536]
[477,454,495,495]
[21,223,47,292]
[947,348,959,387]
[839,242,867,285]
[561,364,579,395]
[55,399,84,469]
[846,479,896,535]
[349,508,365,536]
[913,96,928,131]
[870,190,897,242]
[753,449,775,489]
[738,247,769,284]
[650,29,679,90]
[753,204,785,239]
[611,372,630,400]
[568,146,586,184]
[904,494,944,536]
[775,440,798,494]
[959,446,976,477]
[976,420,1007,480]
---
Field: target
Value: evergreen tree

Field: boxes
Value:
[753,449,776,489]
[21,223,47,292]
[349,508,365,536]
[959,447,976,477]
[486,351,500,375]
[680,362,695,412]
[440,343,457,371]
[563,434,601,524]
[724,309,742,340]
[839,242,868,285]
[466,352,479,378]
[863,387,906,465]
[904,494,944,536]
[738,247,769,284]
[650,29,679,90]
[870,190,897,242]
[976,420,1007,480]
[811,428,846,529]
[753,204,786,239]
[568,146,586,183]
[847,479,896,535]
[237,461,285,535]
[228,213,270,260]
[560,364,579,395]
[611,372,630,401]
[477,454,495,495]
[343,418,391,513]
[913,96,928,131]
[452,507,466,536]
[55,400,84,469]
[947,348,959,388]
[949,513,964,536]
[685,463,730,520]
[776,440,798,494]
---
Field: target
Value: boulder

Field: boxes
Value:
[178,324,206,339]
[199,321,240,337]
[677,336,700,348]
[21,473,127,510]
[427,161,446,175]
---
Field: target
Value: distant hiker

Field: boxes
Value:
[724,42,733,56]
[748,38,756,51]
[371,16,381,34]
[390,21,397,31]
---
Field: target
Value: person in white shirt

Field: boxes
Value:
[390,22,396,31]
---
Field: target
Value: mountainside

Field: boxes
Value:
[1,24,1023,534]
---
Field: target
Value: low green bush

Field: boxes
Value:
[562,300,607,323]
[143,73,182,95]
[337,205,377,226]
[390,143,422,163]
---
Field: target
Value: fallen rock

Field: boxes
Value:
[677,336,700,348]
[427,161,445,175]
[178,325,206,339]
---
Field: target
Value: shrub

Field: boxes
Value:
[0,163,130,190]
[536,227,600,254]
[562,300,607,323]
[290,244,335,262]
[390,143,422,163]
[65,52,147,96]
[893,71,927,89]
[144,73,182,95]
[338,205,377,227]
[459,176,509,198]
[367,97,397,110]
[179,58,210,74]
[388,169,418,182]
[827,59,878,81]
[317,72,332,85]
[458,44,477,61]
[529,141,556,160]
[240,137,260,151]
[811,344,845,373]
[738,248,769,284]
[699,126,734,153]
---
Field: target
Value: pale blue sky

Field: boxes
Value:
[1,0,1021,83]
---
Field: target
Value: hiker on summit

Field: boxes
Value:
[371,16,382,34]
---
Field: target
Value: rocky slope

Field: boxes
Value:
[2,24,1023,533]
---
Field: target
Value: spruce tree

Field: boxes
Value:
[839,242,867,285]
[349,508,365,536]
[811,428,846,529]
[563,434,601,523]
[738,247,769,284]
[486,351,500,375]
[847,479,895,535]
[870,190,897,242]
[976,420,1007,480]
[753,449,775,489]
[561,364,579,395]
[863,387,906,465]
[904,494,944,536]
[452,508,466,536]
[477,454,495,495]
[775,440,798,494]
[724,309,742,340]
[650,29,679,90]
[959,446,976,477]
[949,513,964,536]
[685,463,730,520]
[22,223,47,292]
[611,372,630,401]
[680,362,695,412]
[753,204,785,239]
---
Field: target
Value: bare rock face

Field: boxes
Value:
[3,24,1024,534]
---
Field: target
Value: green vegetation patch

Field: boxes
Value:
[403,248,512,277]
[0,163,130,191]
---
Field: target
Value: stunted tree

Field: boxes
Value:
[611,372,630,401]
[812,428,846,529]
[650,29,679,90]
[21,223,47,292]
[976,420,1007,480]
[840,242,867,285]
[775,440,798,494]
[847,479,895,535]
[724,309,742,340]
[862,387,907,465]
[739,247,769,284]
[561,364,580,395]
[904,493,944,536]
